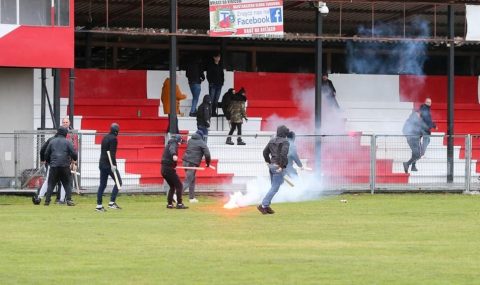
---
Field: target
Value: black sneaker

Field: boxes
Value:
[57,200,66,205]
[55,198,60,204]
[32,195,41,205]
[189,112,197,117]
[237,140,246,145]
[176,204,189,209]
[166,204,174,209]
[96,206,107,212]
[257,205,268,215]
[66,200,75,206]
[411,164,418,172]
[403,162,409,174]
[226,139,234,145]
[44,200,50,206]
[265,206,275,214]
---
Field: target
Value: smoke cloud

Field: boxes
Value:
[346,17,429,75]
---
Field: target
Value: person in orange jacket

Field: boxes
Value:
[161,78,187,133]
[161,78,187,115]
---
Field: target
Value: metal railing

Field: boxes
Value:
[1,131,479,193]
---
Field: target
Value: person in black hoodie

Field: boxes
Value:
[419,98,437,156]
[182,129,211,203]
[221,88,235,121]
[206,52,224,116]
[402,111,430,173]
[196,95,212,142]
[186,57,205,117]
[258,125,290,215]
[161,134,188,209]
[44,127,78,206]
[96,123,122,212]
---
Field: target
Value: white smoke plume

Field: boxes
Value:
[224,80,346,209]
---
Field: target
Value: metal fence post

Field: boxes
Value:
[464,134,472,193]
[13,133,18,189]
[370,134,376,194]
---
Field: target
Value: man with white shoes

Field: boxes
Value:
[182,129,211,203]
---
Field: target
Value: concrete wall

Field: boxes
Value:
[0,68,34,132]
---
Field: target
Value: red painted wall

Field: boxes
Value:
[60,69,147,99]
[400,75,478,104]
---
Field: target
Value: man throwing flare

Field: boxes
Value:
[258,125,290,215]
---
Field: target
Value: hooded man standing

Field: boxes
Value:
[161,134,188,209]
[44,126,77,206]
[182,129,211,203]
[258,125,290,215]
[96,123,122,212]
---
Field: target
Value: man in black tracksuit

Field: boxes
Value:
[96,123,122,212]
[258,125,290,215]
[402,111,430,173]
[196,95,212,142]
[182,129,211,202]
[161,134,188,209]
[44,127,77,206]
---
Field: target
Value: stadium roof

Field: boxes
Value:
[75,0,478,43]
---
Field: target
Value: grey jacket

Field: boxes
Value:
[182,133,211,167]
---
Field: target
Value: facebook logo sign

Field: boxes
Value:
[269,8,283,23]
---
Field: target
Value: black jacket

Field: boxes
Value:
[321,79,336,97]
[40,135,57,163]
[221,89,235,120]
[162,136,181,168]
[186,61,205,84]
[99,132,118,168]
[182,133,211,167]
[419,104,436,133]
[263,125,290,168]
[402,112,430,136]
[197,95,212,128]
[45,128,77,168]
[206,61,224,85]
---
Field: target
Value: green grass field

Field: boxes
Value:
[1,194,480,285]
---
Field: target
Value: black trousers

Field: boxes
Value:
[227,122,242,141]
[161,165,183,205]
[45,167,72,202]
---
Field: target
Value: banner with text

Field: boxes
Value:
[209,0,283,38]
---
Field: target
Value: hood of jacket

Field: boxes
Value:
[57,126,68,137]
[276,125,290,138]
[110,123,120,136]
[202,95,212,105]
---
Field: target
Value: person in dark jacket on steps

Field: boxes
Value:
[402,111,430,173]
[196,95,212,142]
[96,123,122,212]
[206,52,224,116]
[44,127,78,206]
[161,134,188,209]
[221,88,235,121]
[182,129,211,203]
[258,125,290,215]
[186,57,205,117]
[419,98,437,157]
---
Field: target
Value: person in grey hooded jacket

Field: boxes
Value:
[402,110,429,173]
[258,125,290,215]
[285,131,303,177]
[182,129,211,202]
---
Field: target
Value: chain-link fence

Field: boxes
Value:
[1,131,478,193]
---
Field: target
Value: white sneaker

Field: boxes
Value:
[189,198,199,203]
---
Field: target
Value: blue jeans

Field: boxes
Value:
[262,165,285,207]
[209,84,222,115]
[198,126,209,143]
[189,83,201,114]
[97,166,122,205]
[421,135,430,156]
